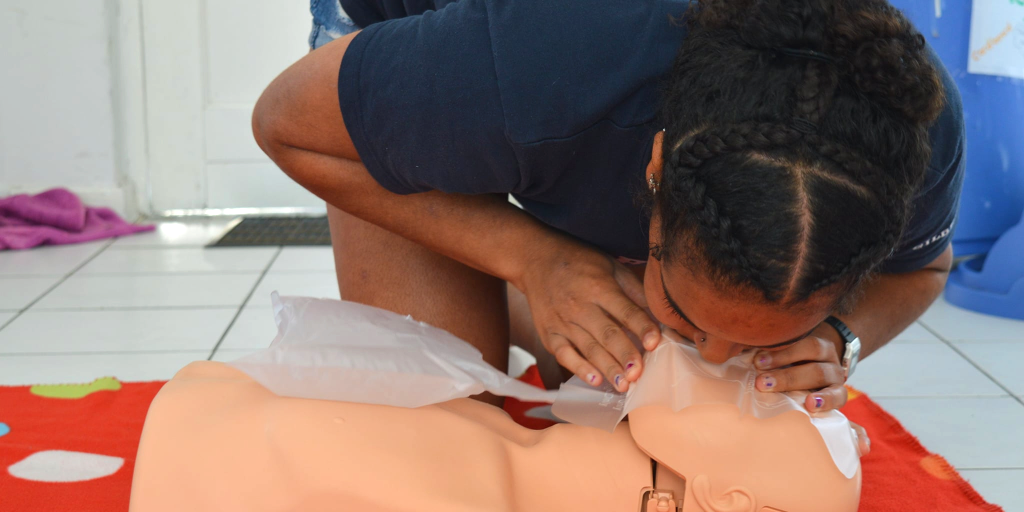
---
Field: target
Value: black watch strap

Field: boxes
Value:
[823,316,855,357]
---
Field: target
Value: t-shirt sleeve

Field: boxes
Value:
[337,0,520,196]
[879,54,966,274]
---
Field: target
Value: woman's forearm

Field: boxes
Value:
[265,145,562,287]
[815,245,954,360]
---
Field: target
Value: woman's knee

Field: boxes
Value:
[252,33,360,170]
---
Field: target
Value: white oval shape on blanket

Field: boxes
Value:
[8,450,124,482]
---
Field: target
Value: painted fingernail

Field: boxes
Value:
[760,375,776,390]
[756,354,772,369]
[813,395,825,409]
[587,373,598,384]
[643,331,660,350]
[625,361,642,380]
[614,374,625,389]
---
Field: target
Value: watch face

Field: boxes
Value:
[844,338,861,377]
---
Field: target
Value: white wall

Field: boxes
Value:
[0,0,132,215]
[0,0,315,217]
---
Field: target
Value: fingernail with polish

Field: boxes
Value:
[813,395,824,409]
[614,374,624,389]
[760,375,776,390]
[756,354,771,368]
[625,362,636,372]
[587,373,598,384]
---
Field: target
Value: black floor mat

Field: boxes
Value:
[208,217,331,247]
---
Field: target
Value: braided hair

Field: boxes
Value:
[655,0,945,307]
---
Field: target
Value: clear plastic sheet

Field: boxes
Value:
[229,294,859,478]
[229,293,559,408]
[552,335,860,478]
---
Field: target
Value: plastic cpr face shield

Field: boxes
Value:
[230,294,861,512]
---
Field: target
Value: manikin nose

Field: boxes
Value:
[697,337,744,364]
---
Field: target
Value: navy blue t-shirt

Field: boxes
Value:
[337,0,965,273]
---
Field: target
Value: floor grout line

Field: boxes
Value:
[0,275,80,279]
[74,270,333,277]
[207,246,284,361]
[18,305,242,312]
[69,271,270,277]
[108,244,222,249]
[3,270,333,279]
[917,322,1024,408]
[30,305,255,311]
[0,349,215,357]
[104,246,279,250]
[0,239,116,335]
[108,244,330,250]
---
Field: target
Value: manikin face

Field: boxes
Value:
[624,333,862,512]
[641,132,834,364]
[630,404,861,512]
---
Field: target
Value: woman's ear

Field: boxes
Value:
[647,131,665,183]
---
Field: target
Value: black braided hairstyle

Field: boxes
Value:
[655,0,945,308]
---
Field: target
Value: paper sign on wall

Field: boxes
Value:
[968,0,1024,79]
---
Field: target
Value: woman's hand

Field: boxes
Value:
[515,238,661,392]
[752,323,849,413]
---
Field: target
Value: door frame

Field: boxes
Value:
[114,0,324,217]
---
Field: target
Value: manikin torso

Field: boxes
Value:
[130,361,859,512]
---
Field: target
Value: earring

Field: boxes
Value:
[648,173,659,195]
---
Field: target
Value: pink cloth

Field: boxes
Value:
[0,189,154,250]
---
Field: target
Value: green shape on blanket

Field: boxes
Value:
[30,377,122,399]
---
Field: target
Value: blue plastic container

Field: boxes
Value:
[945,208,1024,320]
[888,1,1024,320]
[889,0,1024,257]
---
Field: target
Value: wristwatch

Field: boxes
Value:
[824,316,861,380]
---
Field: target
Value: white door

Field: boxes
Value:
[140,0,321,214]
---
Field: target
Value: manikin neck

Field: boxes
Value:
[501,421,656,512]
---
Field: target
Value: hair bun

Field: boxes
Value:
[831,2,944,124]
[687,0,945,125]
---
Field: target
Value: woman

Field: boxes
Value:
[253,0,964,411]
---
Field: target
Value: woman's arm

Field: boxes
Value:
[752,245,953,412]
[253,34,659,391]
[820,244,953,360]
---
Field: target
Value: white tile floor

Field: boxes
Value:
[1,219,1022,510]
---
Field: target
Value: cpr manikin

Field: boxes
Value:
[129,296,862,512]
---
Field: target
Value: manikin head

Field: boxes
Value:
[641,0,945,363]
[630,404,860,512]
[613,338,861,512]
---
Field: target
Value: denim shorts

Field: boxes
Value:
[309,0,360,50]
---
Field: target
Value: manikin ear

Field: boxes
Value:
[646,131,665,185]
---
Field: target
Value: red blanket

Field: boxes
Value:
[0,372,1004,512]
